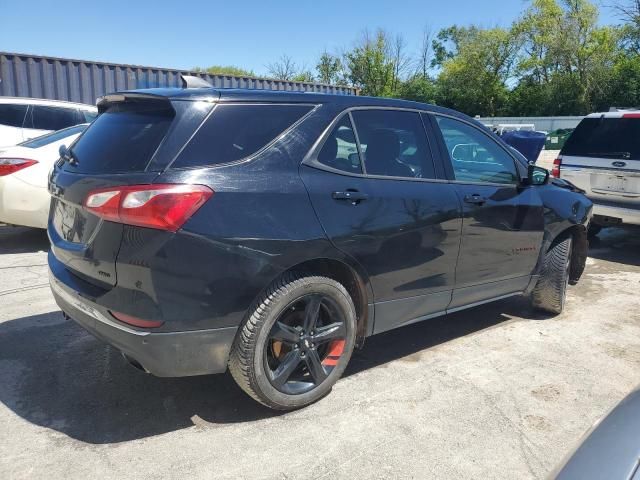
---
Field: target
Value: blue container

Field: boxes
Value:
[501,131,547,163]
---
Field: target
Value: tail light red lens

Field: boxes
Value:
[84,184,213,232]
[0,158,38,176]
[109,310,164,329]
[551,157,562,178]
[622,113,640,118]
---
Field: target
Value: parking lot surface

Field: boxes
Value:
[0,224,638,479]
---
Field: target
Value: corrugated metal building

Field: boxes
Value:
[477,116,583,132]
[0,52,357,105]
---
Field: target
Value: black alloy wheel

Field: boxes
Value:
[265,294,347,395]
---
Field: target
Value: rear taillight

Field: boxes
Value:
[110,311,164,329]
[622,113,640,118]
[0,158,38,177]
[84,184,213,232]
[552,157,562,178]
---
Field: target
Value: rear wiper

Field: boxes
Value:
[585,151,631,159]
[58,144,79,166]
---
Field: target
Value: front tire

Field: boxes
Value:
[229,273,357,410]
[531,236,573,314]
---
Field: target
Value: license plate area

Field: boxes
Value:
[591,173,640,196]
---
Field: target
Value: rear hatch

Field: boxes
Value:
[559,114,640,208]
[48,93,214,287]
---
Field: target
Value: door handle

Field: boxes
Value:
[332,190,369,203]
[464,194,487,205]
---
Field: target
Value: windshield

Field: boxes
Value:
[19,124,88,149]
[562,117,640,160]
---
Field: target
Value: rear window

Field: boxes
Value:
[66,104,174,173]
[0,104,28,128]
[173,104,313,168]
[20,124,87,148]
[562,117,640,160]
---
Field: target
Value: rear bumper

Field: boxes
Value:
[48,253,237,377]
[592,203,640,226]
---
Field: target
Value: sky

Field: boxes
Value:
[0,0,620,77]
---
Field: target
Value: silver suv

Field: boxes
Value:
[556,110,640,235]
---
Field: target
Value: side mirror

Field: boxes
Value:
[525,163,550,186]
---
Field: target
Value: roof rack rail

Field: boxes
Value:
[181,75,213,89]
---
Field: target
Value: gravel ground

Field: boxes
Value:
[0,224,638,480]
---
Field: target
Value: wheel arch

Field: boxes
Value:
[276,257,373,346]
[545,224,588,284]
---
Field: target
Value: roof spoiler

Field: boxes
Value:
[181,75,213,89]
[96,92,173,113]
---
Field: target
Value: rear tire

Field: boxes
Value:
[531,236,573,314]
[229,272,357,410]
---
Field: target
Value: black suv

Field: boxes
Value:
[48,86,592,410]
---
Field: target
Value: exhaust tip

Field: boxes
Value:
[121,352,149,373]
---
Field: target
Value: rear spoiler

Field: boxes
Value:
[95,93,174,113]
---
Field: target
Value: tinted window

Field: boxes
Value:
[562,117,640,160]
[66,104,174,174]
[351,110,435,179]
[0,104,28,128]
[29,106,83,131]
[436,116,518,184]
[174,104,312,168]
[81,110,98,123]
[20,124,87,149]
[317,115,362,174]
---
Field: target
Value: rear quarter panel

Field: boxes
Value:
[114,105,373,332]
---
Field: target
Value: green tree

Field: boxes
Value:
[433,26,520,116]
[292,70,316,83]
[510,0,619,114]
[395,75,437,103]
[192,65,256,77]
[609,56,640,107]
[316,52,344,84]
[344,29,400,96]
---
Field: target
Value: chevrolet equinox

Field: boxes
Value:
[48,84,592,410]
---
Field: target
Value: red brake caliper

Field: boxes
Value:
[321,339,345,367]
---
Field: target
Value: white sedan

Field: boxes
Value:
[0,124,87,229]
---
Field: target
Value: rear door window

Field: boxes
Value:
[0,104,28,128]
[351,109,435,179]
[65,104,174,173]
[173,104,313,168]
[28,106,83,131]
[317,115,362,174]
[562,117,640,160]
